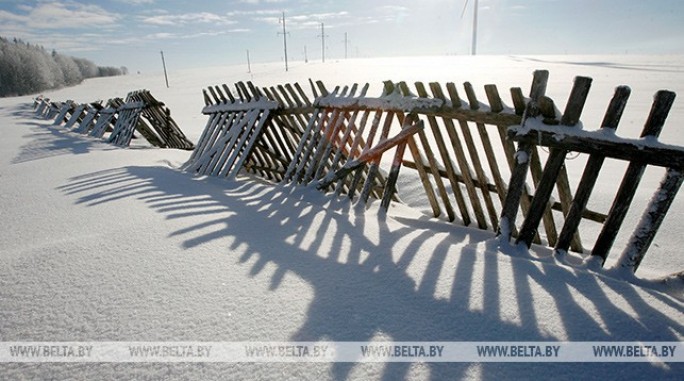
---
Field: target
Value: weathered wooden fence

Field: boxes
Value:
[37,90,194,150]
[184,72,682,275]
[501,70,683,273]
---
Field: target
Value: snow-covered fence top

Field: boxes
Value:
[501,70,682,275]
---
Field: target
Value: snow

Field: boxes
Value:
[1,55,683,380]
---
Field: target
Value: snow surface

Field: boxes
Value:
[1,55,683,380]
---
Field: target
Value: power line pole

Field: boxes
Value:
[160,50,169,88]
[344,32,349,59]
[318,23,327,63]
[278,12,289,71]
[304,45,308,63]
[246,49,251,73]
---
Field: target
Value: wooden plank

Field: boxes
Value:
[200,112,246,175]
[464,82,501,230]
[318,120,423,188]
[207,87,222,104]
[618,168,684,272]
[326,84,370,181]
[334,108,372,195]
[211,108,260,176]
[228,109,273,179]
[555,86,632,254]
[360,110,395,203]
[222,84,236,103]
[517,76,592,248]
[498,70,549,240]
[349,110,384,200]
[483,85,513,207]
[591,90,676,264]
[429,83,472,225]
[414,82,456,221]
[510,87,526,115]
[444,82,488,228]
[403,160,606,223]
[381,140,409,211]
[405,134,442,217]
[510,127,684,170]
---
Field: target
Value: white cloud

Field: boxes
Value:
[0,2,120,30]
[239,0,285,4]
[114,0,156,4]
[142,12,236,26]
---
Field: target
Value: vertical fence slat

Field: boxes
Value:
[555,85,631,254]
[483,85,513,206]
[591,90,676,264]
[463,82,500,230]
[414,82,457,221]
[517,76,592,248]
[445,82,488,228]
[618,168,683,271]
[499,70,549,240]
[361,109,395,203]
[428,83,472,225]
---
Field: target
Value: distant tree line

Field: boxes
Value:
[0,36,128,97]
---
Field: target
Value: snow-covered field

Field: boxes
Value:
[0,55,682,380]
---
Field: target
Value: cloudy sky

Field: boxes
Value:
[0,0,682,73]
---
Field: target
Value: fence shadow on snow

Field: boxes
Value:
[58,165,684,380]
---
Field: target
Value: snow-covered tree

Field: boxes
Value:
[0,36,125,97]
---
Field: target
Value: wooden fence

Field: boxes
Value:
[36,90,194,150]
[501,71,682,273]
[185,72,682,275]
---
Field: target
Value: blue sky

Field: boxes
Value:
[0,0,682,73]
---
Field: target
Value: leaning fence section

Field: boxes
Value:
[283,81,436,204]
[500,71,683,274]
[37,90,194,150]
[183,75,606,252]
[184,82,281,178]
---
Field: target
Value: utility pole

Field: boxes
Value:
[344,32,348,59]
[318,23,328,63]
[304,45,308,63]
[160,50,169,88]
[246,49,251,73]
[278,12,289,71]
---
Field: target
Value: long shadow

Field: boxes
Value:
[10,104,114,164]
[58,166,684,380]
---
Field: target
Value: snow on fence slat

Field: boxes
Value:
[502,72,683,274]
[73,103,103,134]
[90,98,122,138]
[183,83,280,178]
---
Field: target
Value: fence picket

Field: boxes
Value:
[555,86,631,255]
[591,90,676,263]
[517,76,592,248]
